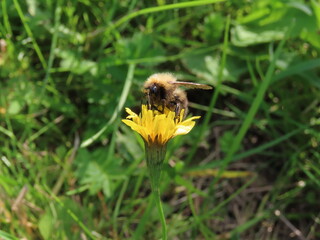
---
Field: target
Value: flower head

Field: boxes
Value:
[122,105,200,146]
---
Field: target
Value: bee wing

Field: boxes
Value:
[171,81,213,90]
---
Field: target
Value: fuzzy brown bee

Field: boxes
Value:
[143,73,212,117]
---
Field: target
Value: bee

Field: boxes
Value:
[143,73,212,117]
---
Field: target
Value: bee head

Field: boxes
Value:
[149,84,158,95]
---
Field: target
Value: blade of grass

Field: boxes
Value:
[52,132,80,195]
[188,192,216,239]
[12,0,47,70]
[197,174,257,222]
[40,0,62,97]
[0,230,20,240]
[186,15,231,163]
[112,178,129,238]
[131,166,146,199]
[0,95,19,176]
[132,195,154,240]
[273,58,320,82]
[189,102,236,118]
[45,185,96,240]
[2,0,13,36]
[101,0,226,47]
[94,45,219,67]
[230,211,271,237]
[247,58,258,87]
[80,63,135,148]
[0,125,14,139]
[300,163,320,188]
[112,0,225,29]
[27,116,64,143]
[174,175,207,197]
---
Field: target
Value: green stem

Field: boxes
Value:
[153,186,167,240]
[145,142,167,240]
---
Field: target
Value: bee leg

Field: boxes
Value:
[174,104,179,116]
[160,99,166,113]
[174,103,181,120]
[152,105,160,112]
[149,101,161,112]
[146,93,152,110]
[174,103,188,120]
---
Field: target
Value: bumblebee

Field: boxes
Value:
[143,73,212,117]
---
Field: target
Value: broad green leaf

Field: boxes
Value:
[232,6,317,47]
[38,212,54,240]
[75,148,126,197]
[8,100,22,114]
[182,49,246,83]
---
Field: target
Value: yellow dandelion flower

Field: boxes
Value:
[122,105,200,146]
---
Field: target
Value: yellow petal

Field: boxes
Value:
[122,120,143,135]
[125,107,137,116]
[174,123,195,136]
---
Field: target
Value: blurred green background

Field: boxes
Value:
[1,0,320,239]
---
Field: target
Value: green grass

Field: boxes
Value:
[1,0,320,239]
